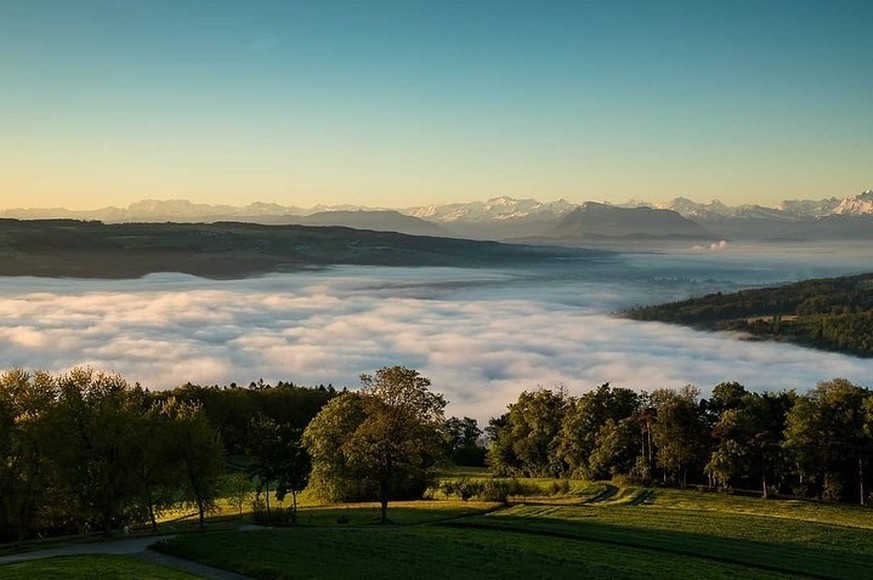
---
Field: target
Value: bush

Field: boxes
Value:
[436,476,573,503]
[549,479,571,495]
[251,502,295,526]
[439,478,486,501]
[822,476,844,502]
[478,479,512,503]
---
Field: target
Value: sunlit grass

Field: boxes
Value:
[153,474,873,578]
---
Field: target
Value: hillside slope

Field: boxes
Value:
[0,219,591,279]
[625,272,873,356]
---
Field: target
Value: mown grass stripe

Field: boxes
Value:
[442,521,844,579]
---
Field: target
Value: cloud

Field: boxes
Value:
[0,258,871,423]
[691,240,728,252]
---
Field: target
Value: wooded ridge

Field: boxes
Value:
[625,272,873,356]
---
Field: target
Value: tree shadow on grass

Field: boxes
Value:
[443,517,869,580]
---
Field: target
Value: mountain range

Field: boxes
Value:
[2,189,871,243]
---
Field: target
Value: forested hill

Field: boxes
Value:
[625,272,873,357]
[0,219,592,279]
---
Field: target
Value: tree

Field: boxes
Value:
[489,388,569,477]
[0,369,59,541]
[783,394,825,496]
[129,404,179,530]
[247,415,311,523]
[587,418,639,479]
[704,409,749,490]
[160,397,224,528]
[303,393,371,503]
[303,366,446,523]
[51,368,148,532]
[784,379,872,503]
[442,416,485,466]
[557,384,639,479]
[224,473,254,516]
[273,428,311,523]
[651,386,707,487]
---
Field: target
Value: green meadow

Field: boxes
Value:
[0,555,197,579]
[146,485,873,579]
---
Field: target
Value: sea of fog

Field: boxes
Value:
[1,242,872,421]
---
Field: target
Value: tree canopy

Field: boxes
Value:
[489,379,873,504]
[304,366,447,523]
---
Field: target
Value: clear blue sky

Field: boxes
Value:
[1,0,871,209]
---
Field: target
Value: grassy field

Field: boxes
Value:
[0,555,197,579]
[152,485,873,579]
[5,481,873,579]
[156,524,795,580]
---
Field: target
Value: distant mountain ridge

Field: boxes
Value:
[628,189,873,220]
[553,203,709,239]
[405,196,575,223]
[3,188,871,241]
[5,190,871,223]
[287,210,447,237]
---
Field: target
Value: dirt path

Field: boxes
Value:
[137,549,252,580]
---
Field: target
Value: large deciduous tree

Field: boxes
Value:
[557,384,639,479]
[247,415,311,523]
[651,386,707,487]
[441,416,485,466]
[0,370,59,541]
[488,388,569,477]
[51,368,149,532]
[303,366,446,523]
[160,397,224,528]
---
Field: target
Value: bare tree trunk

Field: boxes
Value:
[647,423,653,466]
[380,479,389,524]
[197,498,205,529]
[148,498,157,531]
[860,456,865,506]
[762,457,768,499]
[265,480,271,519]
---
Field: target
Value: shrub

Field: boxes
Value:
[822,476,844,502]
[439,478,486,501]
[251,502,295,526]
[549,479,571,495]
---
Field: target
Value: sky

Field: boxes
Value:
[1,0,871,210]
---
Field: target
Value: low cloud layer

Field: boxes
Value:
[1,252,872,422]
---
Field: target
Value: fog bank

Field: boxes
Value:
[1,246,872,421]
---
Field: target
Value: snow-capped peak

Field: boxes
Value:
[834,189,873,216]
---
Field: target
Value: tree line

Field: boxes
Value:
[0,366,482,540]
[488,379,873,504]
[0,368,223,541]
[4,364,871,542]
